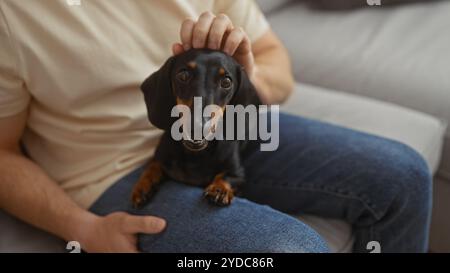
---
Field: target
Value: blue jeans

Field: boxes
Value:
[89,113,432,253]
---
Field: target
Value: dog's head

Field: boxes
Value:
[140,49,261,151]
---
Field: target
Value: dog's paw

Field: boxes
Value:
[131,184,155,209]
[131,161,162,208]
[204,174,234,206]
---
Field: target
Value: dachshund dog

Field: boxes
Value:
[131,49,261,208]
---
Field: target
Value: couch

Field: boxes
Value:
[259,0,450,252]
[1,0,449,252]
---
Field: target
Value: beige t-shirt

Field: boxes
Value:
[0,0,269,208]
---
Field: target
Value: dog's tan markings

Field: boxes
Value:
[187,61,196,69]
[204,173,234,206]
[218,68,225,76]
[131,160,163,208]
[176,97,193,107]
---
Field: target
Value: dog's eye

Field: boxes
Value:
[176,70,191,82]
[220,77,232,90]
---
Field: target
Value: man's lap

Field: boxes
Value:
[89,165,329,253]
[89,112,430,252]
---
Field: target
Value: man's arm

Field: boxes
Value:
[0,110,166,252]
[251,29,294,104]
[0,110,93,241]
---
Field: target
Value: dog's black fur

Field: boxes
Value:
[131,49,261,207]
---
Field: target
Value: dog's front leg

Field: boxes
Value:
[131,159,163,208]
[204,152,245,206]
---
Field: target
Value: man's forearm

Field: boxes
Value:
[253,42,294,104]
[0,149,97,242]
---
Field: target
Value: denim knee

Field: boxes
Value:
[237,206,329,253]
[260,222,330,253]
[392,143,431,215]
[357,139,432,222]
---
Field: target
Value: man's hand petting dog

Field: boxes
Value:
[172,12,256,83]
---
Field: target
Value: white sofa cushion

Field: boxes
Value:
[256,0,293,14]
[284,82,446,252]
[0,211,65,253]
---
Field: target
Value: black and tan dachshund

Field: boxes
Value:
[131,49,261,208]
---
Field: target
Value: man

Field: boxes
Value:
[0,0,431,252]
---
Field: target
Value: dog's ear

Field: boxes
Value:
[140,56,176,130]
[231,66,262,106]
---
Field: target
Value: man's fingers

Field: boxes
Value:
[172,43,185,55]
[178,13,252,75]
[122,215,167,234]
[180,18,195,51]
[208,14,233,50]
[192,12,215,49]
[235,32,252,56]
[223,27,246,56]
